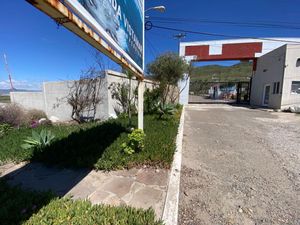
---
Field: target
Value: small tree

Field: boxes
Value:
[109,81,138,119]
[67,67,105,123]
[147,52,190,105]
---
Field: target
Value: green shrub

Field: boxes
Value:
[122,129,145,155]
[109,82,137,116]
[0,123,12,138]
[21,129,55,151]
[24,197,162,225]
[144,88,161,114]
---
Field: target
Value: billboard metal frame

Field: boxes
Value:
[26,0,144,79]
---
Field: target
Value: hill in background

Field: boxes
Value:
[191,62,253,82]
[0,89,41,96]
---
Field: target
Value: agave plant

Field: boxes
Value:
[21,129,55,150]
[156,102,176,119]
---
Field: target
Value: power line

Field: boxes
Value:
[145,36,159,57]
[149,16,300,30]
[150,19,300,31]
[150,24,300,44]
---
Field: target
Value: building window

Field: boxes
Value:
[291,81,300,94]
[276,82,280,94]
[297,58,300,67]
[273,82,280,94]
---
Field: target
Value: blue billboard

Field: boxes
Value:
[76,0,144,71]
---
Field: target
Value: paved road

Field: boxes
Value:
[179,104,300,225]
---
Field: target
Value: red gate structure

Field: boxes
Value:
[179,38,300,105]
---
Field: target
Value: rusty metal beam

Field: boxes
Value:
[26,0,144,80]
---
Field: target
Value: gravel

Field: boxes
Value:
[178,105,300,225]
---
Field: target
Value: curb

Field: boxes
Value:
[162,106,185,225]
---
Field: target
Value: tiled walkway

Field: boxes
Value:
[0,162,169,218]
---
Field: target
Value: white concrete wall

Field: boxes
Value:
[106,70,157,118]
[10,92,45,111]
[42,81,74,121]
[280,45,300,108]
[250,45,286,109]
[179,74,190,105]
[10,71,157,122]
[43,78,109,121]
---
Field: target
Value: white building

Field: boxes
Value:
[250,44,300,109]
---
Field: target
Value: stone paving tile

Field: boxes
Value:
[101,177,135,198]
[0,162,170,218]
[88,189,111,204]
[67,171,112,199]
[136,168,169,186]
[109,168,140,177]
[121,182,145,203]
[101,195,126,207]
[128,186,165,216]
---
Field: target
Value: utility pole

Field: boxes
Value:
[174,33,186,55]
[3,54,15,91]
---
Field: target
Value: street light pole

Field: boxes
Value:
[145,6,166,13]
[145,5,166,19]
[138,6,166,130]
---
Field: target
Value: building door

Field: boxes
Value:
[263,84,271,106]
[237,82,250,104]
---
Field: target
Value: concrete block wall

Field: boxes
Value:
[10,70,158,122]
[10,92,45,111]
[42,81,75,121]
[106,70,158,118]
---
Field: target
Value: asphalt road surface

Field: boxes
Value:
[179,104,300,225]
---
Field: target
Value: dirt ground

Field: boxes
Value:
[178,104,300,225]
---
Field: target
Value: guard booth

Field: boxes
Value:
[188,81,250,104]
[236,81,251,104]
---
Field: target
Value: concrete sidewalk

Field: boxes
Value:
[0,162,169,218]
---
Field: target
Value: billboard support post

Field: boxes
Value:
[138,80,144,130]
[26,0,145,130]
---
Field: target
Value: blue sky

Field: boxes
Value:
[0,0,299,90]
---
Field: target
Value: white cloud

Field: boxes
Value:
[0,79,42,90]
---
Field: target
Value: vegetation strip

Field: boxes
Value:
[0,180,163,225]
[0,114,180,170]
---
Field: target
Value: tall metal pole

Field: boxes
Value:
[3,54,15,91]
[174,33,186,54]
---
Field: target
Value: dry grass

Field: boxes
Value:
[26,109,47,121]
[0,104,47,127]
[0,103,26,127]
